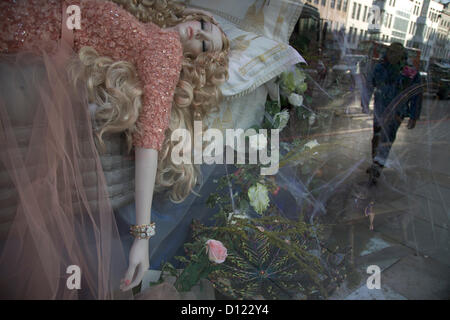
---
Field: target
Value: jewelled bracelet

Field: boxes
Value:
[129,223,156,240]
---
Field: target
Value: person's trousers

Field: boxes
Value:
[372,115,403,166]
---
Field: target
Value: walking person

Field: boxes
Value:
[361,42,422,185]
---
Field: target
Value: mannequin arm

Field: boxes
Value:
[135,147,158,225]
[120,147,158,291]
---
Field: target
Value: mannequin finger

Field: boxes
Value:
[126,263,147,290]
[120,263,137,289]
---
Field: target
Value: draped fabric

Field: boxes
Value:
[0,38,132,299]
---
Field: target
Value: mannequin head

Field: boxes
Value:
[171,18,225,57]
[78,0,230,202]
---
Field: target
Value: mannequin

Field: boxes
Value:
[0,0,229,297]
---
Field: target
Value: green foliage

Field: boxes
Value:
[158,66,348,299]
[168,155,348,299]
[174,250,220,292]
[190,216,332,299]
[262,99,281,130]
[279,65,307,96]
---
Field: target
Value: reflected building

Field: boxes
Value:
[370,0,415,45]
[345,0,374,50]
[406,0,444,69]
[304,0,354,59]
[432,2,450,63]
[305,0,350,31]
[304,0,449,67]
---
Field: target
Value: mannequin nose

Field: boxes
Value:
[195,30,207,40]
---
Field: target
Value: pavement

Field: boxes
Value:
[293,90,450,300]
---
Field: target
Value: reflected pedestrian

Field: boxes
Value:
[364,201,375,231]
[361,42,422,185]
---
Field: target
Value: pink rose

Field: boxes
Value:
[205,239,227,264]
[402,66,417,79]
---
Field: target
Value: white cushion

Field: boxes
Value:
[205,84,268,133]
[214,15,305,98]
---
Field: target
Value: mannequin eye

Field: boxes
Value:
[200,19,207,52]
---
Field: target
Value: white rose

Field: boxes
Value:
[248,183,270,215]
[274,110,290,131]
[304,139,320,149]
[228,210,250,224]
[249,133,267,151]
[227,209,247,221]
[308,113,316,126]
[288,93,303,107]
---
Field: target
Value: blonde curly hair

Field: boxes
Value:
[71,0,230,203]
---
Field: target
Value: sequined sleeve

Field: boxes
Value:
[0,0,62,53]
[73,0,183,151]
[131,32,183,150]
[0,0,183,151]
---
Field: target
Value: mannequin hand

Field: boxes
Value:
[407,118,416,129]
[120,238,149,291]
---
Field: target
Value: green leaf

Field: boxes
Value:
[161,262,178,277]
[239,198,249,212]
[174,255,189,263]
[305,95,313,105]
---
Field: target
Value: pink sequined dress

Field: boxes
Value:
[1,0,183,150]
[0,0,182,299]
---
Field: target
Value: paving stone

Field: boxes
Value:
[413,198,449,229]
[387,197,448,229]
[387,197,416,211]
[329,253,406,300]
[344,283,407,300]
[355,245,414,287]
[359,236,396,257]
[381,255,450,300]
[413,183,450,208]
[356,245,414,267]
[376,214,450,267]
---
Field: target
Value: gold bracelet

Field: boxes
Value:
[129,223,156,240]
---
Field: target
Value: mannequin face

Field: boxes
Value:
[173,19,223,57]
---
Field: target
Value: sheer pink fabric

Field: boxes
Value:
[0,33,132,299]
